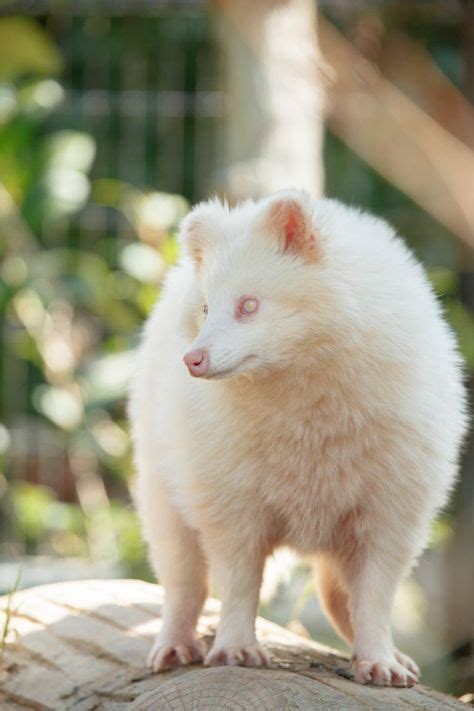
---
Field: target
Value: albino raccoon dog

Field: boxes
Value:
[129,190,466,687]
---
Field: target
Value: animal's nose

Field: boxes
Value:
[183,348,209,377]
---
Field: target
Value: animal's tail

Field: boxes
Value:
[313,556,354,645]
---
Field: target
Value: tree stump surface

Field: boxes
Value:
[0,579,465,710]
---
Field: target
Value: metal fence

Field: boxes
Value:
[45,5,224,240]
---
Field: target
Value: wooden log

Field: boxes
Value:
[0,579,465,710]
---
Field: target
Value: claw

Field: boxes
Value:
[352,656,419,687]
[205,643,270,668]
[148,636,206,673]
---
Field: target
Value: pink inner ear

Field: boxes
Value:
[284,210,305,250]
[265,196,318,258]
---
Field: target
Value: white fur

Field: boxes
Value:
[129,190,467,686]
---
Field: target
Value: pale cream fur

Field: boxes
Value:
[129,190,467,686]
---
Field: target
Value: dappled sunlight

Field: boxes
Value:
[42,131,96,217]
[27,78,64,112]
[393,579,427,637]
[119,243,166,284]
[0,1,472,701]
[133,191,189,244]
[90,414,129,460]
[1,255,28,287]
[44,167,90,213]
[81,351,135,406]
[34,385,83,431]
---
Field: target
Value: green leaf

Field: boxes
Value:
[0,17,62,82]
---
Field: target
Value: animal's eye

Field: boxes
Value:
[203,304,208,317]
[237,296,259,318]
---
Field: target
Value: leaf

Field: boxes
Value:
[0,17,62,82]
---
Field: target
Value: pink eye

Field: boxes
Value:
[237,296,259,318]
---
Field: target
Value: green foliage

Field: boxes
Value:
[10,482,86,553]
[0,16,187,579]
[0,8,471,593]
[0,17,62,83]
[444,300,474,371]
[108,502,151,579]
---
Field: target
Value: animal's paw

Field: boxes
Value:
[204,642,270,668]
[394,648,420,678]
[147,636,206,673]
[352,656,418,687]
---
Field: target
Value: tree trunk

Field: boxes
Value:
[212,0,325,201]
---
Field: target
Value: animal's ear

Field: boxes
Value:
[256,190,319,260]
[179,202,222,269]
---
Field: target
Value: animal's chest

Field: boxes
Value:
[178,385,364,551]
[252,408,360,550]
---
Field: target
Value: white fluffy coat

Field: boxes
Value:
[129,191,467,686]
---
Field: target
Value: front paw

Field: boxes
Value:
[148,635,206,673]
[394,648,420,678]
[352,656,418,687]
[205,642,270,668]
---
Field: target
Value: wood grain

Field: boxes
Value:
[0,579,465,710]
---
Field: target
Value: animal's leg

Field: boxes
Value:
[204,538,270,668]
[315,555,418,681]
[139,484,208,672]
[345,543,420,687]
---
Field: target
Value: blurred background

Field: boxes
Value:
[0,0,472,699]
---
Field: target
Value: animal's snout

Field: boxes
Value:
[183,348,209,377]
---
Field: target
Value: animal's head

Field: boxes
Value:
[179,189,338,380]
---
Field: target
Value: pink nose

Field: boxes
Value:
[183,348,209,377]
